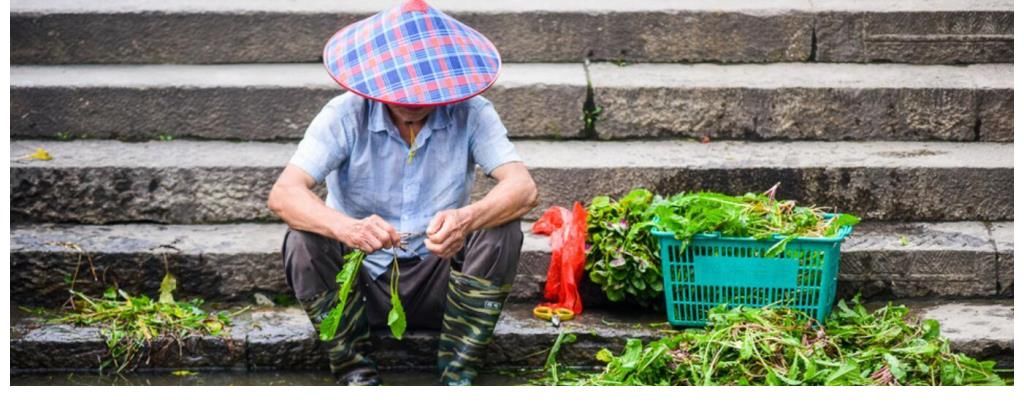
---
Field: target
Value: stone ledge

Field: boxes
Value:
[10,63,1012,141]
[10,221,1012,306]
[11,300,1014,373]
[12,1,1011,64]
[9,139,1013,223]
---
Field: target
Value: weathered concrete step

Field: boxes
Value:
[11,0,1012,65]
[589,63,1011,142]
[10,139,1013,223]
[10,300,1013,372]
[10,63,1013,142]
[10,221,1013,307]
[10,63,585,141]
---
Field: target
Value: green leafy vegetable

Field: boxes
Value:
[318,248,407,341]
[387,250,407,340]
[318,302,344,342]
[543,331,578,385]
[387,292,407,339]
[586,187,860,306]
[50,279,247,374]
[646,189,859,256]
[585,189,663,305]
[319,250,365,341]
[536,297,1006,386]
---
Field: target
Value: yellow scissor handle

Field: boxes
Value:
[533,305,575,321]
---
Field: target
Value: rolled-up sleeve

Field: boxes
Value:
[469,101,522,176]
[289,104,349,184]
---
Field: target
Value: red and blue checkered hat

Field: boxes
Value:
[323,0,502,107]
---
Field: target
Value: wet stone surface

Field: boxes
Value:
[10,370,532,386]
[13,299,1012,373]
[917,301,1015,367]
[9,303,667,373]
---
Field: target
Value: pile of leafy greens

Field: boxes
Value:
[536,297,1006,386]
[645,190,860,256]
[51,273,245,374]
[586,189,662,305]
[585,187,860,306]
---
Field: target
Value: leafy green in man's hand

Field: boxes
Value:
[318,250,365,341]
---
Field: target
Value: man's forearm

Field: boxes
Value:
[269,184,353,240]
[460,176,538,232]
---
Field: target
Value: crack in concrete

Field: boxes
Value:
[809,21,818,62]
[980,222,1002,296]
[580,58,601,139]
[973,113,983,142]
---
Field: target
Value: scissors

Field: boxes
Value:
[396,231,424,252]
[533,305,575,327]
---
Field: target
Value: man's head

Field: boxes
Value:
[386,104,436,124]
[322,0,501,108]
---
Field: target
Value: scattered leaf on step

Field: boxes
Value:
[253,292,275,307]
[204,320,224,335]
[25,147,53,161]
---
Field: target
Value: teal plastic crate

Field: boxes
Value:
[652,214,855,327]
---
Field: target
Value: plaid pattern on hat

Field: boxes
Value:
[323,0,502,107]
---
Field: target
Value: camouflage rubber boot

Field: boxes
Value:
[437,270,512,386]
[302,289,381,386]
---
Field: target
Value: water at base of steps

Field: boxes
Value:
[10,370,532,386]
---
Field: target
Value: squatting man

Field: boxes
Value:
[267,0,538,386]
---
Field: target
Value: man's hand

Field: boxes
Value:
[425,208,472,259]
[336,214,401,253]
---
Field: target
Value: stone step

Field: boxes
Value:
[10,221,1012,307]
[11,0,1012,65]
[10,300,1013,372]
[10,139,1013,223]
[588,63,1011,142]
[10,63,1012,142]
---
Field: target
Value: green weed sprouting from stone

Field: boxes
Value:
[581,58,602,139]
[54,131,92,141]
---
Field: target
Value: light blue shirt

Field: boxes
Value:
[289,92,522,279]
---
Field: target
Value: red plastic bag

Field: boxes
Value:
[531,202,587,315]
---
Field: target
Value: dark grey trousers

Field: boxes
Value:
[282,220,524,330]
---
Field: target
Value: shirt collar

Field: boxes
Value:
[367,99,451,134]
